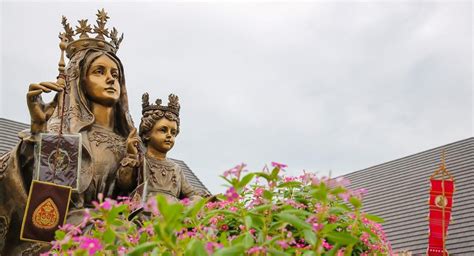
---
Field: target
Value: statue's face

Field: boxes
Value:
[84,55,121,106]
[148,118,178,153]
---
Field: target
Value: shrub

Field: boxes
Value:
[47,163,391,255]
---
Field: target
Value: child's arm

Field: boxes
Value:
[116,154,141,192]
[179,168,211,200]
[116,128,141,192]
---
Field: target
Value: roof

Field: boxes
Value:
[0,117,210,194]
[343,137,473,255]
[0,118,29,154]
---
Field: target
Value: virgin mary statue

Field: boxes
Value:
[0,9,138,254]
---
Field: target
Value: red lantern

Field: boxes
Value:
[427,152,454,256]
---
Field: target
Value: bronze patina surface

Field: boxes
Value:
[0,9,136,255]
[118,93,209,207]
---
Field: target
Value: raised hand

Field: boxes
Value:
[26,82,63,133]
[126,128,140,156]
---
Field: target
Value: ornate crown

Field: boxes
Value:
[60,9,123,58]
[142,93,180,116]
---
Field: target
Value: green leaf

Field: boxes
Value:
[311,187,328,202]
[321,223,338,234]
[255,172,272,182]
[126,242,158,256]
[326,232,358,245]
[55,230,65,240]
[277,181,302,188]
[303,229,317,246]
[270,167,280,179]
[243,233,254,248]
[102,228,115,244]
[328,206,346,215]
[209,209,240,217]
[303,251,316,256]
[214,244,245,256]
[188,197,207,219]
[267,248,291,256]
[244,215,253,229]
[330,186,347,195]
[251,204,271,213]
[250,214,265,229]
[364,214,384,223]
[219,175,233,185]
[277,213,312,230]
[280,209,311,217]
[263,190,273,200]
[238,173,255,190]
[185,239,207,256]
[107,204,127,223]
[325,243,341,256]
[349,196,362,209]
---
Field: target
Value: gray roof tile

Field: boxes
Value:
[343,137,474,255]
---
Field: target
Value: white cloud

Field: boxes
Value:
[1,1,472,193]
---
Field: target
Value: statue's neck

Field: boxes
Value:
[91,102,115,131]
[146,146,167,161]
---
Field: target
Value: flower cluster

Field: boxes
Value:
[47,163,391,255]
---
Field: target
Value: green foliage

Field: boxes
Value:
[49,163,391,255]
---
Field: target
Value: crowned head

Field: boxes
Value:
[139,93,181,149]
[60,8,123,59]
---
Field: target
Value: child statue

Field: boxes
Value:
[117,93,208,205]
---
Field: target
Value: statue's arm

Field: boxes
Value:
[179,168,210,200]
[116,155,140,192]
[117,128,141,192]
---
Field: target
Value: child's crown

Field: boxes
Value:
[142,93,180,116]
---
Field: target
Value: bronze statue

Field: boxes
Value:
[0,9,137,254]
[118,93,207,205]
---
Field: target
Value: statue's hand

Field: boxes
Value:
[26,82,63,133]
[126,128,140,156]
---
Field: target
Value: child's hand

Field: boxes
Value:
[126,128,140,156]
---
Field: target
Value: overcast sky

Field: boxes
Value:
[1,1,472,193]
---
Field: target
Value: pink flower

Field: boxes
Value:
[118,246,127,256]
[59,223,82,236]
[144,197,159,216]
[101,199,113,210]
[271,162,287,169]
[206,242,214,254]
[78,237,102,255]
[206,242,223,254]
[312,223,323,232]
[322,239,333,250]
[220,224,229,231]
[339,192,350,202]
[92,198,115,211]
[336,177,351,187]
[223,163,247,179]
[129,234,139,244]
[247,246,266,255]
[254,187,264,197]
[277,240,289,249]
[328,215,338,223]
[353,188,368,198]
[180,198,190,206]
[225,187,239,202]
